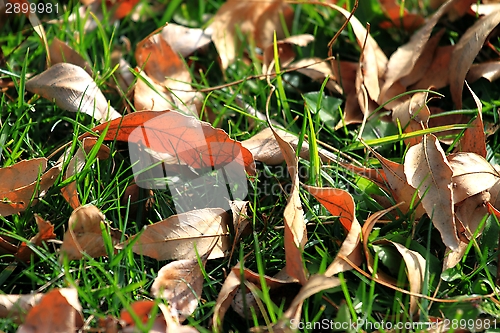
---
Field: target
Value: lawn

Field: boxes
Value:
[1,0,500,332]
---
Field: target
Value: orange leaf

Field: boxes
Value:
[303,186,354,230]
[89,110,255,174]
[15,215,56,263]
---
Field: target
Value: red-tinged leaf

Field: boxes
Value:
[120,300,155,326]
[404,135,459,250]
[15,215,56,263]
[0,158,61,217]
[117,208,230,261]
[89,110,256,174]
[449,10,500,109]
[17,288,83,333]
[411,45,454,91]
[270,125,307,285]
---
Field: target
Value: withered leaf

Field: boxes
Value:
[15,215,56,263]
[0,294,43,324]
[404,135,459,250]
[118,208,230,260]
[25,63,121,123]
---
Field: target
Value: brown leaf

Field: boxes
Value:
[455,191,490,240]
[456,83,487,157]
[450,10,500,109]
[410,45,454,91]
[212,268,239,331]
[389,241,426,315]
[15,215,56,263]
[160,23,212,57]
[228,200,251,262]
[448,152,499,204]
[467,61,500,83]
[89,110,256,175]
[60,204,122,260]
[380,0,458,105]
[118,208,230,260]
[331,3,387,102]
[303,186,363,276]
[133,69,173,111]
[369,149,426,217]
[17,288,83,333]
[49,38,92,75]
[151,257,205,321]
[210,0,292,69]
[262,34,314,74]
[59,137,111,209]
[270,126,307,285]
[404,135,459,250]
[25,63,121,123]
[392,91,430,147]
[379,0,425,31]
[0,294,43,323]
[290,58,343,95]
[0,158,60,217]
[428,106,469,144]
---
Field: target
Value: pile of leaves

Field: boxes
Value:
[2,0,500,331]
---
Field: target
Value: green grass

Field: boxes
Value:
[2,0,500,332]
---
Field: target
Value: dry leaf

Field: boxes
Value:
[210,0,292,69]
[379,0,425,31]
[262,34,314,74]
[118,208,230,260]
[161,23,212,57]
[270,126,307,285]
[0,294,43,324]
[120,300,168,333]
[17,288,83,333]
[212,268,240,331]
[290,58,343,95]
[448,152,499,204]
[133,69,173,111]
[15,215,56,263]
[369,149,426,217]
[392,91,430,146]
[389,241,426,314]
[0,158,60,217]
[303,185,363,276]
[88,110,256,175]
[25,63,121,123]
[59,137,111,209]
[410,45,454,91]
[455,191,490,240]
[467,61,500,83]
[404,135,459,250]
[151,257,205,321]
[228,200,251,262]
[60,204,122,260]
[456,83,487,157]
[380,0,457,105]
[49,38,92,75]
[449,10,500,109]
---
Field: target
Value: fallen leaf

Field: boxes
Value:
[0,294,43,323]
[0,158,60,217]
[212,268,240,331]
[210,0,292,69]
[49,38,92,75]
[443,241,468,270]
[118,208,230,260]
[448,152,499,204]
[430,0,476,21]
[392,91,430,147]
[25,63,121,123]
[262,34,314,74]
[15,215,56,263]
[455,191,490,240]
[369,149,426,217]
[270,125,308,285]
[120,300,168,333]
[228,200,251,262]
[88,110,256,174]
[160,23,212,57]
[17,288,83,333]
[449,10,500,109]
[388,241,426,314]
[290,58,343,95]
[404,135,459,250]
[151,257,206,321]
[133,69,173,111]
[380,0,457,105]
[379,0,425,31]
[410,45,454,91]
[456,82,487,157]
[466,61,500,83]
[428,106,469,144]
[59,137,111,209]
[60,204,122,260]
